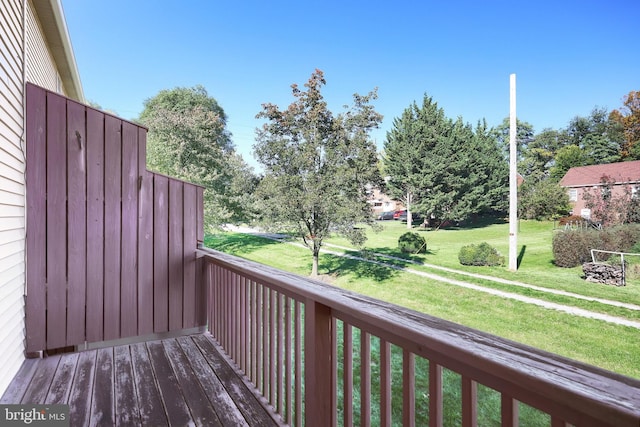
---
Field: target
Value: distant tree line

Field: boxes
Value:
[384,90,640,224]
[137,77,639,247]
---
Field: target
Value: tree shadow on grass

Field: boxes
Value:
[366,246,434,264]
[421,215,507,231]
[203,233,281,255]
[321,253,398,282]
[320,247,427,282]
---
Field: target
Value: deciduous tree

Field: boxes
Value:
[254,70,382,276]
[139,85,256,229]
[610,90,640,159]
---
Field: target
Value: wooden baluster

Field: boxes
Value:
[501,394,518,427]
[343,324,353,427]
[462,376,477,427]
[361,331,371,427]
[295,301,303,427]
[380,339,392,427]
[429,363,443,427]
[304,300,334,427]
[285,297,292,425]
[403,350,415,427]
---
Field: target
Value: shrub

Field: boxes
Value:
[458,242,504,266]
[398,232,427,254]
[552,224,640,268]
[557,215,590,227]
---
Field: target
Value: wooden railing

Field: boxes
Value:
[199,247,640,427]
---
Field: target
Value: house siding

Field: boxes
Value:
[0,0,26,397]
[24,0,62,92]
[0,0,70,396]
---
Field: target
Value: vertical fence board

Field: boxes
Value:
[168,179,184,330]
[120,122,139,337]
[66,100,87,346]
[25,84,47,352]
[153,174,169,332]
[137,129,153,335]
[103,115,122,341]
[85,108,105,343]
[197,187,204,242]
[183,184,197,328]
[46,92,67,349]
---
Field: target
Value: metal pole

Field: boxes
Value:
[508,74,518,271]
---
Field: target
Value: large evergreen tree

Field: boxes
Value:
[384,95,508,226]
[564,107,622,165]
[383,95,449,228]
[253,70,382,276]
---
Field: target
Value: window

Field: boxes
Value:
[568,189,578,202]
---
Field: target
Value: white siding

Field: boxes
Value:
[1,0,77,397]
[24,0,62,92]
[0,0,26,397]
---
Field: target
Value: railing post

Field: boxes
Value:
[305,299,335,427]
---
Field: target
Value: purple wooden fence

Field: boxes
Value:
[25,83,205,353]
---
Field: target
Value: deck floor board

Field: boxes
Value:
[1,334,279,427]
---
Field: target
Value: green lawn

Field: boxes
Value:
[204,220,640,379]
[327,218,640,304]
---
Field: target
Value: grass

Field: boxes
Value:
[204,222,640,379]
[327,218,640,304]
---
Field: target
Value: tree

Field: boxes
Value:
[139,85,256,229]
[385,95,508,226]
[565,107,622,164]
[383,95,449,228]
[519,128,565,182]
[518,179,570,220]
[491,117,535,161]
[582,175,636,226]
[610,90,640,159]
[550,145,591,181]
[253,70,382,276]
[417,118,508,222]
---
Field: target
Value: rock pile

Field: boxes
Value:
[582,262,625,286]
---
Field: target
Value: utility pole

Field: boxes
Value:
[508,74,518,271]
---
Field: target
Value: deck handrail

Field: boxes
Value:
[198,247,640,427]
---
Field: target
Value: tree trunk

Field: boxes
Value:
[406,191,413,230]
[311,252,319,277]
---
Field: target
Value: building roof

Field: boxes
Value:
[559,160,640,188]
[32,0,84,102]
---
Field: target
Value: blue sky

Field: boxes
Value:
[62,0,639,170]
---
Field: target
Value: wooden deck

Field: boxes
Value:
[1,334,280,426]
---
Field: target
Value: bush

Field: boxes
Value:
[458,242,504,266]
[558,215,588,226]
[552,224,640,268]
[398,232,427,254]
